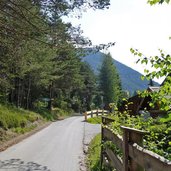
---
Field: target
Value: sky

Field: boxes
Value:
[64,0,171,83]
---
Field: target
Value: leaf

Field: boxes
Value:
[141,75,145,80]
[136,59,140,64]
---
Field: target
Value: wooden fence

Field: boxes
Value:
[84,109,109,121]
[101,116,171,171]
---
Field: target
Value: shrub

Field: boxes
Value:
[108,111,171,160]
[0,104,43,130]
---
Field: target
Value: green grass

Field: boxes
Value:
[0,103,75,145]
[87,134,113,171]
[87,117,102,124]
[0,104,44,130]
[159,112,171,123]
[87,134,101,171]
[0,103,46,143]
[36,107,73,121]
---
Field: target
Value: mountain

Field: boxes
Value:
[82,51,159,95]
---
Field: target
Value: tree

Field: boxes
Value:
[0,0,113,111]
[131,48,171,111]
[147,0,170,5]
[99,53,122,106]
[79,62,97,111]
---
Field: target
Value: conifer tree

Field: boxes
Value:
[99,53,122,106]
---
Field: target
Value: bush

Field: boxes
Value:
[34,108,53,121]
[24,112,41,122]
[108,111,171,160]
[87,134,101,171]
[52,107,73,120]
[0,104,43,130]
[87,117,102,124]
[0,111,27,129]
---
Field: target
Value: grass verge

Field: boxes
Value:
[87,133,101,171]
[0,104,47,145]
[87,117,102,124]
[0,103,74,149]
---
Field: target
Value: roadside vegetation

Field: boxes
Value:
[87,111,171,163]
[0,0,120,150]
[0,104,45,144]
[0,102,76,145]
[87,134,101,171]
[87,133,115,171]
[87,117,102,124]
[87,0,171,167]
[0,0,112,118]
[109,111,171,160]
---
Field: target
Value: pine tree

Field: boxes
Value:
[99,53,122,106]
[79,62,97,111]
[0,0,112,110]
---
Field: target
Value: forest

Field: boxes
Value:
[0,0,120,115]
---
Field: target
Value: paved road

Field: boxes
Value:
[0,116,100,171]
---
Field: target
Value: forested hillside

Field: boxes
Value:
[0,0,111,113]
[83,51,159,95]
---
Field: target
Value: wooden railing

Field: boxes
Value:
[101,116,171,171]
[84,109,109,121]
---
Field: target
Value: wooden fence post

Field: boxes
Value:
[91,110,93,118]
[122,128,129,171]
[96,109,98,117]
[129,129,144,171]
[121,126,145,171]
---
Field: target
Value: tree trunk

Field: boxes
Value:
[48,83,54,110]
[26,75,31,109]
[17,78,21,107]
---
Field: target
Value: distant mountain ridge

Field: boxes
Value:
[82,51,159,95]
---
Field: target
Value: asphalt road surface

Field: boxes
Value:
[0,116,100,171]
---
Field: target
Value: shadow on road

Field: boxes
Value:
[0,159,50,171]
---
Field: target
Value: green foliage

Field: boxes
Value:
[99,53,122,106]
[87,134,101,171]
[87,133,114,171]
[0,112,27,130]
[103,141,123,159]
[12,125,37,134]
[131,48,171,111]
[35,108,54,121]
[0,104,44,130]
[0,0,111,111]
[84,50,155,96]
[87,117,102,124]
[159,112,171,122]
[79,62,97,111]
[147,0,170,5]
[108,111,171,160]
[52,107,72,119]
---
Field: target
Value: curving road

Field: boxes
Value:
[0,116,100,171]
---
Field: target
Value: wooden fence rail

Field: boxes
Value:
[84,109,109,121]
[101,116,171,171]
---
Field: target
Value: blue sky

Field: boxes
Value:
[64,0,171,83]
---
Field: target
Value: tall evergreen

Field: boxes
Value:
[79,62,97,111]
[0,0,111,112]
[99,53,122,106]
